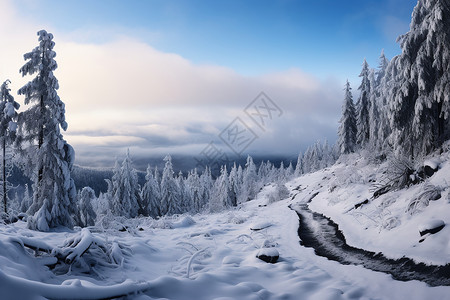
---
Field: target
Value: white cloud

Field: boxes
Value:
[0,0,343,168]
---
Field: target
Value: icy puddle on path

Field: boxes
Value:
[292,203,450,287]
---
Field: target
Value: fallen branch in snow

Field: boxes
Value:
[371,155,415,198]
[57,228,96,264]
[176,241,199,254]
[186,247,210,279]
[9,228,131,276]
[9,236,53,254]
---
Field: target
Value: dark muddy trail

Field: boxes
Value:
[293,203,450,286]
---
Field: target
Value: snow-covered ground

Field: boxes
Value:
[1,155,450,299]
[291,150,450,266]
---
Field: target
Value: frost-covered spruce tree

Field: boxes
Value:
[17,30,77,230]
[356,59,371,147]
[338,81,357,154]
[294,152,303,177]
[79,187,97,227]
[367,69,379,149]
[177,171,191,213]
[241,155,258,202]
[120,150,141,216]
[285,162,294,179]
[19,184,32,213]
[107,160,121,215]
[390,0,450,156]
[160,155,181,215]
[186,169,202,213]
[108,151,141,218]
[277,161,286,182]
[227,165,238,207]
[141,165,161,218]
[372,50,390,150]
[302,146,312,174]
[210,165,232,211]
[0,80,20,213]
[199,166,213,210]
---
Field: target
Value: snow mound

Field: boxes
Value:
[256,247,279,263]
[250,221,272,231]
[172,216,196,228]
[424,159,441,170]
[222,256,242,265]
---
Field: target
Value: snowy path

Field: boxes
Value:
[293,203,450,286]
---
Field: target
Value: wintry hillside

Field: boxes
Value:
[1,153,450,299]
[290,145,450,266]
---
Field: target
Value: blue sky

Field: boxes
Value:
[17,0,416,78]
[2,0,418,168]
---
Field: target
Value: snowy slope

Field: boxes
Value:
[290,150,450,265]
[1,178,450,299]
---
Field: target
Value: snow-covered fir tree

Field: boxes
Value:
[228,163,240,206]
[241,156,259,202]
[294,152,303,176]
[356,59,371,147]
[79,187,97,227]
[17,30,77,230]
[108,151,141,218]
[210,165,232,212]
[177,171,191,213]
[0,80,20,213]
[389,0,450,157]
[141,165,161,218]
[285,162,294,180]
[338,81,357,154]
[160,155,181,215]
[199,166,213,211]
[20,184,32,213]
[186,168,202,213]
[371,50,390,150]
[277,161,286,182]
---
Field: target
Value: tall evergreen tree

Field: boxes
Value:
[372,50,391,150]
[160,155,181,215]
[141,165,161,218]
[186,169,202,213]
[356,59,371,147]
[0,80,19,213]
[390,0,450,156]
[108,151,141,218]
[241,156,258,202]
[294,152,303,177]
[17,30,77,230]
[210,165,232,212]
[338,81,357,154]
[20,183,32,213]
[199,166,213,211]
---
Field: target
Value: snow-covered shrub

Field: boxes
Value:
[372,155,415,197]
[226,212,246,224]
[79,187,97,227]
[406,183,443,216]
[268,183,290,203]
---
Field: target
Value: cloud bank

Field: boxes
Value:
[0,0,343,169]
